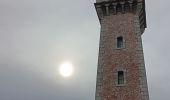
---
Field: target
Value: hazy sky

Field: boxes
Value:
[0,0,170,100]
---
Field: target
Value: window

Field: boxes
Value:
[118,71,124,85]
[117,36,123,48]
[114,68,126,86]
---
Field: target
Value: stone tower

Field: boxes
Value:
[94,0,149,100]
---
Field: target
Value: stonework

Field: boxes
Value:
[94,0,149,100]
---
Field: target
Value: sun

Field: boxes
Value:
[59,62,73,77]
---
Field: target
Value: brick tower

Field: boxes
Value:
[94,0,149,100]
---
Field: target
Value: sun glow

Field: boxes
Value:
[59,62,73,77]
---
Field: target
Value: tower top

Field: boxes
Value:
[96,0,144,3]
[95,0,146,34]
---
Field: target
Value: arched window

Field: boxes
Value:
[117,36,123,48]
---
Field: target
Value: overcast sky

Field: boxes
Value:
[0,0,170,100]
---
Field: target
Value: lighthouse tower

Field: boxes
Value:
[94,0,149,100]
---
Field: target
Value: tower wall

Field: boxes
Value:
[95,0,149,100]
